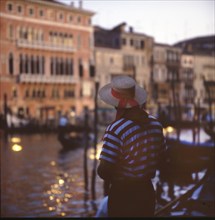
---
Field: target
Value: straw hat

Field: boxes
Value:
[98,75,147,108]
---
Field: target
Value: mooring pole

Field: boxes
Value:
[197,98,201,144]
[91,80,99,210]
[3,93,8,141]
[83,107,89,192]
[83,107,91,215]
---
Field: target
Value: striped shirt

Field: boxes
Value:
[99,115,166,179]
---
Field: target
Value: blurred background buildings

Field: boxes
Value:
[0,0,214,128]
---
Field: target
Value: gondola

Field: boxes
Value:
[164,137,214,174]
[57,124,92,150]
[96,168,214,217]
[58,131,84,150]
[96,136,214,217]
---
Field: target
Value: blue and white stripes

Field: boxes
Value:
[99,116,166,179]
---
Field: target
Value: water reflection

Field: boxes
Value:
[43,159,74,217]
[1,129,212,217]
[1,133,104,217]
[12,144,23,152]
[11,137,21,143]
[9,136,23,152]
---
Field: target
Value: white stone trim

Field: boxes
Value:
[0,12,94,33]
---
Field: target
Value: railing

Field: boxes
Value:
[17,39,76,52]
[17,74,79,84]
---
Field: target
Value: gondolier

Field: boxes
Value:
[97,75,167,217]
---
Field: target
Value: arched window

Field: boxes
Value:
[19,54,23,74]
[17,5,23,14]
[53,32,57,45]
[70,59,74,75]
[8,53,14,75]
[37,90,41,98]
[65,58,69,75]
[49,31,53,43]
[53,57,56,75]
[42,56,45,74]
[79,59,83,77]
[67,59,71,76]
[69,34,73,46]
[7,3,13,12]
[23,27,28,40]
[31,55,34,74]
[89,60,95,77]
[60,58,64,75]
[36,56,39,74]
[25,54,29,73]
[39,56,43,74]
[63,59,66,75]
[56,57,60,75]
[50,57,53,75]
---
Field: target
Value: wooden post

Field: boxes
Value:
[171,81,180,140]
[176,93,181,140]
[83,107,89,192]
[192,103,197,143]
[91,80,99,211]
[3,93,8,141]
[205,83,213,132]
[83,107,90,213]
[197,98,201,144]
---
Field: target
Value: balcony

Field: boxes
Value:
[17,74,79,84]
[17,39,76,53]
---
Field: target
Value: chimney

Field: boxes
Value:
[79,0,83,8]
[70,1,74,7]
[129,26,133,33]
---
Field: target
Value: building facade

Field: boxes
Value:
[152,43,182,119]
[94,22,154,111]
[0,0,95,125]
[175,36,215,119]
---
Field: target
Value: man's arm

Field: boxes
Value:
[97,159,116,181]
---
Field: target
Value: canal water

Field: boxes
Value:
[0,128,212,217]
[1,133,104,217]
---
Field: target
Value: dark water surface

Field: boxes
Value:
[1,133,104,217]
[1,128,212,217]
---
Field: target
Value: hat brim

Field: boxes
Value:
[98,83,147,108]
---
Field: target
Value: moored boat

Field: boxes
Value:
[57,124,92,150]
[164,137,214,174]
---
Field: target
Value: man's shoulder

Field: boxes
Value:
[148,114,158,121]
[106,118,133,132]
[148,114,163,126]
